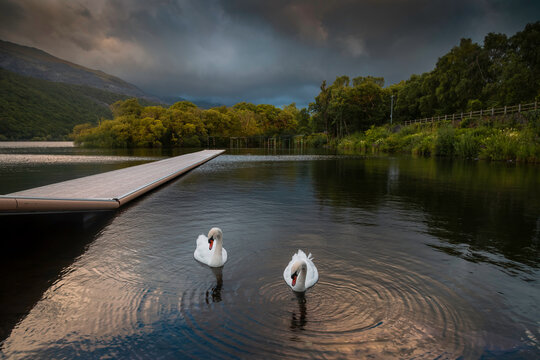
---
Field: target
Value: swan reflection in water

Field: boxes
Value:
[290,292,307,332]
[205,266,223,304]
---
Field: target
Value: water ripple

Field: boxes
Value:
[1,154,537,359]
[166,246,480,358]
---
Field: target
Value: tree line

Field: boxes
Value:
[73,99,309,147]
[73,22,539,147]
[310,21,539,138]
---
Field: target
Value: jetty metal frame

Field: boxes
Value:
[0,149,224,214]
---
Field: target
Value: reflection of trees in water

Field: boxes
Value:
[311,157,540,268]
[311,158,390,210]
[290,292,307,341]
[205,267,223,304]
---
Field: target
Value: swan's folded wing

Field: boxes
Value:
[194,235,208,262]
[306,263,319,288]
[196,234,207,247]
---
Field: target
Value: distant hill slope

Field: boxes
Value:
[0,68,156,140]
[0,40,155,100]
[161,96,224,109]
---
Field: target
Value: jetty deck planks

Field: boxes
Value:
[0,149,224,213]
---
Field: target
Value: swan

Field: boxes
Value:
[283,250,318,292]
[194,227,228,267]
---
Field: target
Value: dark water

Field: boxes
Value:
[0,144,539,359]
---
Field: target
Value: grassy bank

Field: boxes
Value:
[334,112,540,163]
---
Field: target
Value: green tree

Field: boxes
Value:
[309,80,331,133]
[111,98,143,117]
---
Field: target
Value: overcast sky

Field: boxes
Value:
[0,0,538,107]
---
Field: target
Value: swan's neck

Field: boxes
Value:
[211,239,223,265]
[296,266,307,290]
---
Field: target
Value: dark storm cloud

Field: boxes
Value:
[0,0,538,106]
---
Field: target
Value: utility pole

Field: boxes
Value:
[390,95,394,125]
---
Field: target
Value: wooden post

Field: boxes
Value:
[504,106,507,115]
[491,108,494,116]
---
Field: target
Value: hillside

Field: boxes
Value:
[160,95,223,109]
[0,40,154,100]
[0,68,154,140]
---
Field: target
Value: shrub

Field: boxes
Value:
[305,133,328,148]
[481,129,520,161]
[334,117,539,162]
[435,125,455,156]
[400,133,427,153]
[365,125,391,144]
[467,99,483,111]
[412,134,435,156]
[455,131,480,158]
[379,134,400,153]
[182,135,201,147]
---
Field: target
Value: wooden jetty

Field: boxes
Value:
[0,149,224,214]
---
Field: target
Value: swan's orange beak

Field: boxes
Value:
[208,237,214,250]
[291,273,297,286]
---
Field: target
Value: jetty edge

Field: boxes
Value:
[0,149,225,214]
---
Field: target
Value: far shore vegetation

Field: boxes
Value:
[4,22,540,162]
[72,22,540,162]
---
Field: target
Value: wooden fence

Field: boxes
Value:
[403,101,538,126]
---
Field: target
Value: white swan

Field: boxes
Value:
[194,227,228,267]
[283,250,318,292]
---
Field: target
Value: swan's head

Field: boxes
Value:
[290,261,307,287]
[207,227,223,250]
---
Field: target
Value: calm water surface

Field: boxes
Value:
[0,143,539,358]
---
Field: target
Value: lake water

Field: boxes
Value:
[0,143,539,358]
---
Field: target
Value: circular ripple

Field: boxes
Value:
[172,246,479,358]
[0,242,483,359]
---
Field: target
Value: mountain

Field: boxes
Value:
[0,40,165,140]
[160,96,224,109]
[0,68,157,140]
[0,40,226,140]
[0,40,156,101]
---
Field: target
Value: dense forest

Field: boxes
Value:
[310,21,539,137]
[73,99,308,147]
